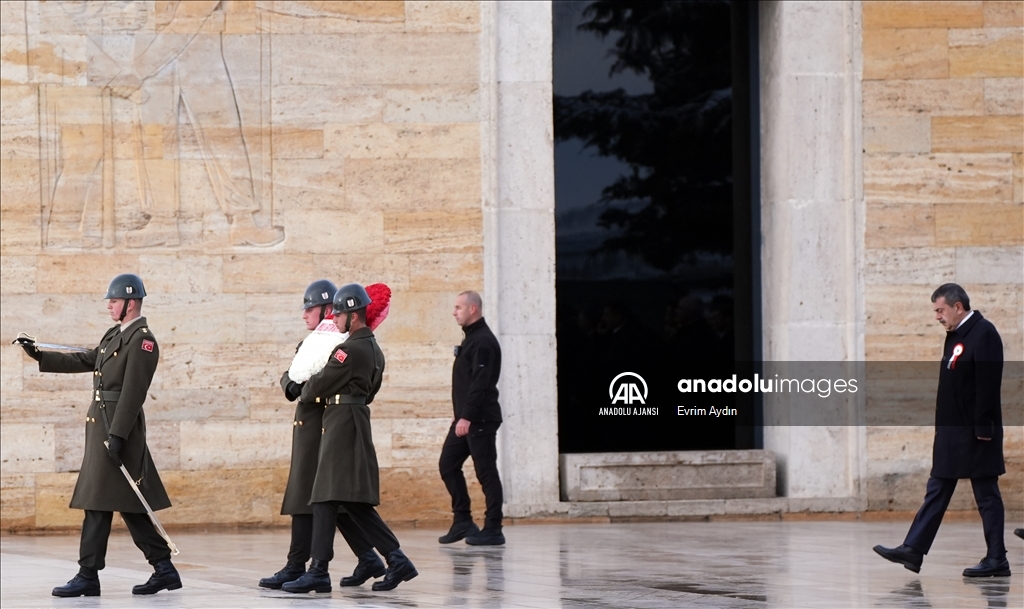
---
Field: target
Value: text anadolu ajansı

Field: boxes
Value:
[677,374,858,399]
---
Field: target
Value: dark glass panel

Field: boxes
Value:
[554,1,757,453]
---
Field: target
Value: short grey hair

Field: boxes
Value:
[459,290,482,311]
[931,283,970,311]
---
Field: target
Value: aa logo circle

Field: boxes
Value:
[609,372,648,405]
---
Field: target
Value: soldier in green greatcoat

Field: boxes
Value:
[18,274,180,598]
[283,283,418,594]
[259,279,385,590]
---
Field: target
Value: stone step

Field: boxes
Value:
[560,450,777,502]
[505,496,871,520]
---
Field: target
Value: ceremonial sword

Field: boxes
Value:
[105,441,180,556]
[12,333,90,353]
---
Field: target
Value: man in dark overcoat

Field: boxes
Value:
[259,279,385,589]
[17,274,180,597]
[874,283,1009,577]
[282,283,418,594]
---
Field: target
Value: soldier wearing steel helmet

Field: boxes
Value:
[283,283,418,594]
[18,274,180,598]
[260,279,384,590]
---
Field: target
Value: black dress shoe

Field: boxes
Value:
[439,520,480,544]
[1015,528,1023,540]
[282,559,331,594]
[371,549,418,591]
[466,528,506,546]
[259,561,305,589]
[132,559,182,595]
[340,550,386,586]
[873,544,923,573]
[52,573,100,597]
[963,557,1011,578]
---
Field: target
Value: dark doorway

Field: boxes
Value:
[554,1,760,453]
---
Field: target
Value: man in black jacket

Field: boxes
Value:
[874,283,1009,577]
[438,291,505,546]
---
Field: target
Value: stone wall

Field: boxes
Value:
[861,0,1023,512]
[1,0,1020,531]
[0,1,489,530]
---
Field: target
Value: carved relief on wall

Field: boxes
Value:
[30,1,284,250]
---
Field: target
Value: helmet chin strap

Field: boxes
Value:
[119,299,129,322]
[319,305,327,323]
[343,312,353,333]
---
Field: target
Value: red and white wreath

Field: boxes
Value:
[287,283,391,382]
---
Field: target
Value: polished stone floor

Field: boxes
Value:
[1,521,1021,608]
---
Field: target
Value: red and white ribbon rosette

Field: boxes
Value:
[947,343,964,370]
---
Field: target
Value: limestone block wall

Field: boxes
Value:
[0,1,489,530]
[861,1,1023,512]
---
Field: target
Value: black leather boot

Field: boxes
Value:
[371,549,418,591]
[340,550,386,586]
[281,559,331,594]
[438,520,480,544]
[259,561,306,589]
[466,527,506,546]
[52,570,100,597]
[132,559,182,595]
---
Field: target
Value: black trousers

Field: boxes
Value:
[904,476,1006,558]
[79,510,168,571]
[439,420,504,530]
[310,501,399,563]
[287,512,373,564]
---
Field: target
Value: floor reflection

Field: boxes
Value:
[443,546,505,607]
[879,580,934,609]
[0,522,1020,608]
[962,577,1012,609]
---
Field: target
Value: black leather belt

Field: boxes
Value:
[317,395,367,405]
[94,390,121,403]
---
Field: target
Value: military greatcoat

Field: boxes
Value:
[279,340,327,515]
[302,327,385,505]
[38,318,171,513]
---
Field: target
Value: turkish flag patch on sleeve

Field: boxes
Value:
[142,339,155,352]
[334,349,347,364]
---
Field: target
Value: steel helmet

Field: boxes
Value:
[333,283,372,315]
[303,279,337,310]
[105,274,146,299]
